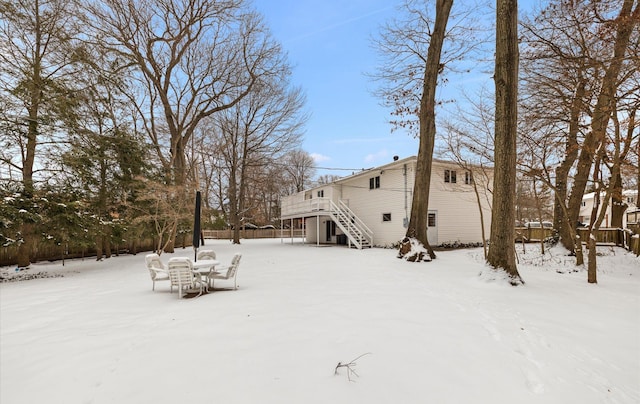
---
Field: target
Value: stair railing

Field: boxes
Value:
[328,200,373,248]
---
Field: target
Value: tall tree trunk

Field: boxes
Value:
[175,136,187,186]
[587,235,597,283]
[487,0,523,284]
[556,77,585,251]
[637,137,640,207]
[104,227,112,259]
[566,0,639,259]
[610,172,626,229]
[96,235,103,261]
[586,158,603,284]
[16,0,44,268]
[610,104,635,228]
[229,164,241,244]
[587,93,626,283]
[97,159,108,260]
[402,0,453,261]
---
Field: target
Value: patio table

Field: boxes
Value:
[191,259,220,290]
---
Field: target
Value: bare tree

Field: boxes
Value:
[86,0,286,185]
[521,0,639,259]
[486,0,523,284]
[283,149,316,193]
[373,0,471,261]
[516,121,589,266]
[132,179,191,254]
[584,93,638,282]
[215,78,306,243]
[609,81,639,227]
[254,164,286,224]
[520,2,598,251]
[406,0,454,260]
[568,0,638,268]
[316,174,343,186]
[440,87,496,258]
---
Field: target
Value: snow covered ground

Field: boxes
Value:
[1,239,639,404]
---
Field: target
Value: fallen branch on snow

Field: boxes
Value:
[334,352,371,381]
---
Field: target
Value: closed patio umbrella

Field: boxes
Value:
[193,191,201,261]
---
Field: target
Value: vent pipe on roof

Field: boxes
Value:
[393,155,399,161]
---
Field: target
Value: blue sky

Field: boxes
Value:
[252,0,540,178]
[252,0,417,177]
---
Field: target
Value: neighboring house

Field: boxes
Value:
[280,156,493,248]
[579,190,638,228]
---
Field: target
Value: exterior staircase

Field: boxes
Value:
[329,200,373,249]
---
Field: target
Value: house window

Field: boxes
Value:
[581,201,586,207]
[382,213,392,222]
[318,190,324,197]
[369,176,380,189]
[465,171,472,185]
[444,170,457,183]
[428,213,436,227]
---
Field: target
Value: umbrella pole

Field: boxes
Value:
[193,190,202,262]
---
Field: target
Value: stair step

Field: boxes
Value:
[330,201,373,250]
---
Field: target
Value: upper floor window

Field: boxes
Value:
[382,213,391,222]
[465,171,473,185]
[317,190,324,198]
[444,169,457,183]
[369,176,380,189]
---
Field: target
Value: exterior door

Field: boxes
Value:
[325,220,332,242]
[427,210,438,246]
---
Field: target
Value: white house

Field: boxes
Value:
[280,156,493,248]
[579,189,638,228]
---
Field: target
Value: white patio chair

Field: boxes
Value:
[144,253,170,291]
[196,250,218,289]
[196,249,216,260]
[167,257,205,298]
[210,253,242,290]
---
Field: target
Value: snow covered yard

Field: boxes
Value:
[1,239,639,404]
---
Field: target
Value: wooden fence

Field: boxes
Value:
[3,224,636,267]
[515,227,554,242]
[628,233,640,256]
[575,228,640,255]
[515,226,639,256]
[620,225,640,256]
[0,229,307,267]
[0,238,158,267]
[202,229,306,240]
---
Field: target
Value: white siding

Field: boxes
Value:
[427,162,492,245]
[580,190,637,228]
[334,160,492,246]
[339,162,415,247]
[280,156,493,247]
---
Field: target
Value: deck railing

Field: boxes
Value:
[280,197,333,218]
